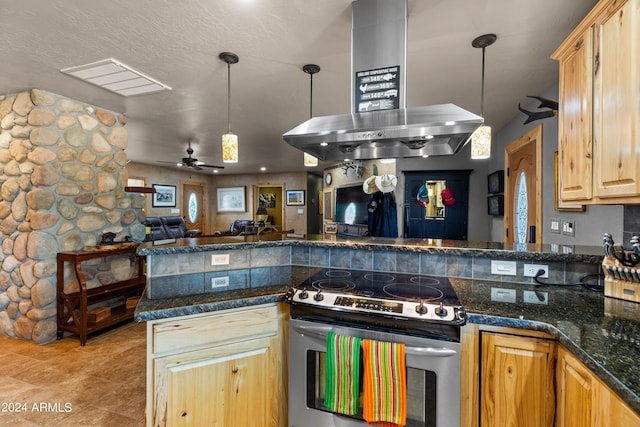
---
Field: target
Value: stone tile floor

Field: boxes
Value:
[0,320,146,426]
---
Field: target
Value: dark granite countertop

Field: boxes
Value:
[135,272,640,414]
[137,235,603,263]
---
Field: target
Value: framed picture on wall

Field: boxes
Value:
[286,190,305,206]
[217,186,246,212]
[152,184,176,207]
[323,191,333,219]
[487,170,504,194]
[487,195,504,216]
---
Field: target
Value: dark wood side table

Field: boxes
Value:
[56,244,146,346]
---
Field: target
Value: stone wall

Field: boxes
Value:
[0,89,146,344]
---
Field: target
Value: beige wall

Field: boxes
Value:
[126,163,308,234]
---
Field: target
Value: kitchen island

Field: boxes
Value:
[136,235,640,424]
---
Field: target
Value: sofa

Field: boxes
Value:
[214,220,258,236]
[144,216,202,241]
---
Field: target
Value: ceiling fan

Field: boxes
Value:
[159,141,224,170]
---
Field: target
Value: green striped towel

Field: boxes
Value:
[324,331,363,415]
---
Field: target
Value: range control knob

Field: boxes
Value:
[313,290,324,302]
[298,290,309,300]
[455,306,467,321]
[415,300,428,315]
[435,301,448,317]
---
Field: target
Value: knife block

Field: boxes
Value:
[602,256,640,303]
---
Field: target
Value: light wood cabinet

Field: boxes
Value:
[553,0,640,204]
[555,26,593,202]
[146,303,288,427]
[480,331,556,427]
[556,345,640,427]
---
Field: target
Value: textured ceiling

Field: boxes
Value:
[0,0,597,175]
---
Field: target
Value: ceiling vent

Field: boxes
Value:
[60,58,171,96]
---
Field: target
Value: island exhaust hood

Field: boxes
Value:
[283,0,483,161]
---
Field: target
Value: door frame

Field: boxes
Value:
[253,183,285,229]
[504,124,543,243]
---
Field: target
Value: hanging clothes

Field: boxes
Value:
[367,191,398,237]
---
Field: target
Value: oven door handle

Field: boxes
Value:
[293,324,458,358]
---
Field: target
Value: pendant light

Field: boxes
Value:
[470,34,496,160]
[302,64,320,167]
[219,52,239,163]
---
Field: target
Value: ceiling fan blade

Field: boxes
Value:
[198,164,225,169]
[192,164,203,170]
[157,160,181,165]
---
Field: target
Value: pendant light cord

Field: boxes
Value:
[480,46,486,118]
[227,61,231,134]
[309,72,313,118]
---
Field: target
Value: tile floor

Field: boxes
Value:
[0,321,146,426]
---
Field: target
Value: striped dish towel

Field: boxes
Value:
[324,331,362,416]
[362,339,407,427]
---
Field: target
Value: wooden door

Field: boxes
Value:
[480,332,556,427]
[555,27,593,202]
[181,181,205,233]
[556,346,594,427]
[593,0,640,199]
[504,125,542,243]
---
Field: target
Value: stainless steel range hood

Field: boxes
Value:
[283,0,483,161]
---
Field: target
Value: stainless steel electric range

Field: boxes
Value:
[285,268,466,427]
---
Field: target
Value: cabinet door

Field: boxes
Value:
[557,27,593,202]
[480,332,555,427]
[556,346,593,427]
[155,336,278,427]
[593,0,640,199]
[557,345,640,427]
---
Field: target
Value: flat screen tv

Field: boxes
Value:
[335,185,370,226]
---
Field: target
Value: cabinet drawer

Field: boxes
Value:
[151,304,278,355]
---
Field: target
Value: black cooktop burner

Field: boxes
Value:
[383,283,444,301]
[297,268,460,305]
[311,279,356,292]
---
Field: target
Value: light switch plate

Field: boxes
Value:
[211,276,229,288]
[211,254,230,265]
[491,260,517,276]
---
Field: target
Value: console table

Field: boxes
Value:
[56,245,146,345]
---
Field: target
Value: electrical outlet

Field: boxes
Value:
[523,290,548,305]
[491,287,516,303]
[211,276,229,288]
[524,264,549,278]
[491,260,517,276]
[550,218,560,234]
[561,219,575,237]
[211,254,230,266]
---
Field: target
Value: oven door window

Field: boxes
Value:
[306,350,436,427]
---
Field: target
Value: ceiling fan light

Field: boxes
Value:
[222,133,238,163]
[471,125,491,159]
[303,152,318,167]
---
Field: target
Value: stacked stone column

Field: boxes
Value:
[0,89,146,343]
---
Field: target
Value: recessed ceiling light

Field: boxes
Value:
[213,169,219,173]
[60,58,171,97]
[320,142,328,147]
[260,167,266,171]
